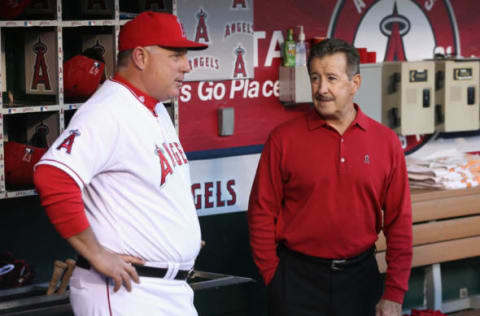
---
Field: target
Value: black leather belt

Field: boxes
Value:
[278,244,375,271]
[76,255,194,280]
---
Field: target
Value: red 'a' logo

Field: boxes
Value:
[233,45,247,78]
[31,38,51,91]
[194,9,209,43]
[232,0,247,9]
[57,130,80,154]
[145,0,165,10]
[155,145,173,185]
[88,0,106,10]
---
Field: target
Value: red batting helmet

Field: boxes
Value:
[4,141,47,187]
[63,55,105,100]
[0,252,35,289]
[0,0,31,19]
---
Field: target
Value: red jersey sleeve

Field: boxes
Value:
[34,164,89,238]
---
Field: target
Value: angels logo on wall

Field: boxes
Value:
[25,32,57,95]
[195,9,210,44]
[233,45,247,78]
[31,38,51,91]
[177,0,254,81]
[328,0,459,61]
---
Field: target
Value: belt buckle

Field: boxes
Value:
[187,269,196,280]
[331,259,346,271]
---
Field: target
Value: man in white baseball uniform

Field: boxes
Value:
[33,11,207,316]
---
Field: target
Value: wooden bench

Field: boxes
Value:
[375,186,480,312]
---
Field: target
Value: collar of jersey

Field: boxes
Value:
[112,74,159,117]
[307,103,369,131]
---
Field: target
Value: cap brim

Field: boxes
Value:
[161,39,208,51]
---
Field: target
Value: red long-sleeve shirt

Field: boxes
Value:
[34,164,88,238]
[247,105,412,303]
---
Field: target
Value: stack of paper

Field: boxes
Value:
[407,152,480,190]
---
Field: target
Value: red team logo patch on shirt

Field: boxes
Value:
[364,154,370,164]
[56,130,80,154]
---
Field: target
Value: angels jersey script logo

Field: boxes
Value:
[155,142,188,185]
[328,0,459,61]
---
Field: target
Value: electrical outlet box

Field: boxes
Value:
[218,107,234,136]
[382,61,435,135]
[434,59,479,132]
[459,287,469,299]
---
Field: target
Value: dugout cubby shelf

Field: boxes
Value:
[0,0,177,199]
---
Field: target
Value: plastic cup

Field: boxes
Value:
[367,51,377,63]
[357,47,368,63]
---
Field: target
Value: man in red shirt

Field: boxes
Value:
[248,38,412,316]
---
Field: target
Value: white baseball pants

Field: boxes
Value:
[69,266,197,316]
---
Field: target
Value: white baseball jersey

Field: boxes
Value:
[37,79,201,268]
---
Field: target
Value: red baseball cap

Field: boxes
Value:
[119,11,208,52]
[64,55,105,99]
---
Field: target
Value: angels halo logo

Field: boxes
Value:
[327,0,460,61]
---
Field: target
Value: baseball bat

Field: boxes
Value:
[56,259,76,295]
[46,260,67,295]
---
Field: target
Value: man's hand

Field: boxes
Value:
[376,299,402,316]
[90,250,144,292]
[67,227,145,293]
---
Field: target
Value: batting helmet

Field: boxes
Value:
[0,252,35,289]
[0,0,31,19]
[4,142,47,187]
[4,123,49,187]
[63,54,105,100]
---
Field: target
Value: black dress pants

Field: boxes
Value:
[267,245,383,316]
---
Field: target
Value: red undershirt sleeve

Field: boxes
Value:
[34,164,89,239]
